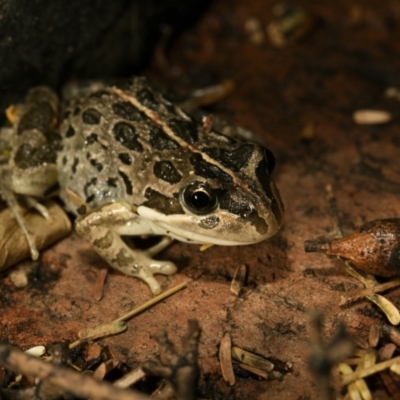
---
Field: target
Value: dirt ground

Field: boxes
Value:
[2,1,400,399]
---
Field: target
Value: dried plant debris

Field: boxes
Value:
[313,321,400,399]
[92,268,108,301]
[244,18,265,45]
[305,187,400,323]
[382,324,400,347]
[0,320,201,399]
[308,314,354,400]
[385,87,400,102]
[78,320,127,342]
[230,264,248,296]
[113,368,146,389]
[142,319,201,400]
[368,324,380,348]
[218,332,292,386]
[305,218,400,278]
[338,324,400,400]
[65,282,187,353]
[353,109,392,125]
[305,222,400,324]
[0,342,152,400]
[339,279,400,306]
[0,200,72,271]
[230,346,292,381]
[267,4,316,48]
[219,333,235,386]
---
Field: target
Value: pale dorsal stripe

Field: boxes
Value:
[111,87,248,189]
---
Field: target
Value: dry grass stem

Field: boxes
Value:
[113,368,146,389]
[342,356,400,386]
[340,279,400,305]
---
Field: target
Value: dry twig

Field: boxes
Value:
[0,343,150,400]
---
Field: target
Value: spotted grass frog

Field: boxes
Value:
[0,77,284,294]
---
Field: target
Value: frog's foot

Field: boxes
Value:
[75,202,179,295]
[118,253,177,295]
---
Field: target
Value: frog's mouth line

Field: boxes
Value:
[137,206,267,246]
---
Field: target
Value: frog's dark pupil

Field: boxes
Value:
[191,191,211,210]
[182,183,218,214]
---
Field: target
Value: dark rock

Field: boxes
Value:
[0,0,209,118]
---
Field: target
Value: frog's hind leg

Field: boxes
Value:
[0,127,39,260]
[0,86,60,261]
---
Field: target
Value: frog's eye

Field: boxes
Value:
[181,182,218,215]
[263,147,275,174]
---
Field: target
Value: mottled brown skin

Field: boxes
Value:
[2,77,284,294]
[304,218,400,277]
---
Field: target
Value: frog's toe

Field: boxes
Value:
[146,277,162,295]
[129,263,163,295]
[149,260,177,276]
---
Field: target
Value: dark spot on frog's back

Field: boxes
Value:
[168,118,198,144]
[118,153,132,165]
[82,108,101,125]
[204,143,254,172]
[149,127,179,150]
[62,110,71,120]
[112,101,143,121]
[65,125,75,138]
[107,177,118,187]
[136,88,158,110]
[118,170,133,195]
[153,161,182,184]
[71,157,79,173]
[190,153,233,183]
[85,133,98,145]
[143,188,183,215]
[90,158,103,172]
[112,122,143,152]
[83,177,97,197]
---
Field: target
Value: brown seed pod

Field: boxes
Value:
[304,218,400,277]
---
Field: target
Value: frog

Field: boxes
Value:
[0,76,284,294]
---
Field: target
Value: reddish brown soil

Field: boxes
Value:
[2,1,400,398]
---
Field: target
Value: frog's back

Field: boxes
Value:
[57,77,201,214]
[57,76,283,242]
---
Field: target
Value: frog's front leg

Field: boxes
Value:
[75,202,177,295]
